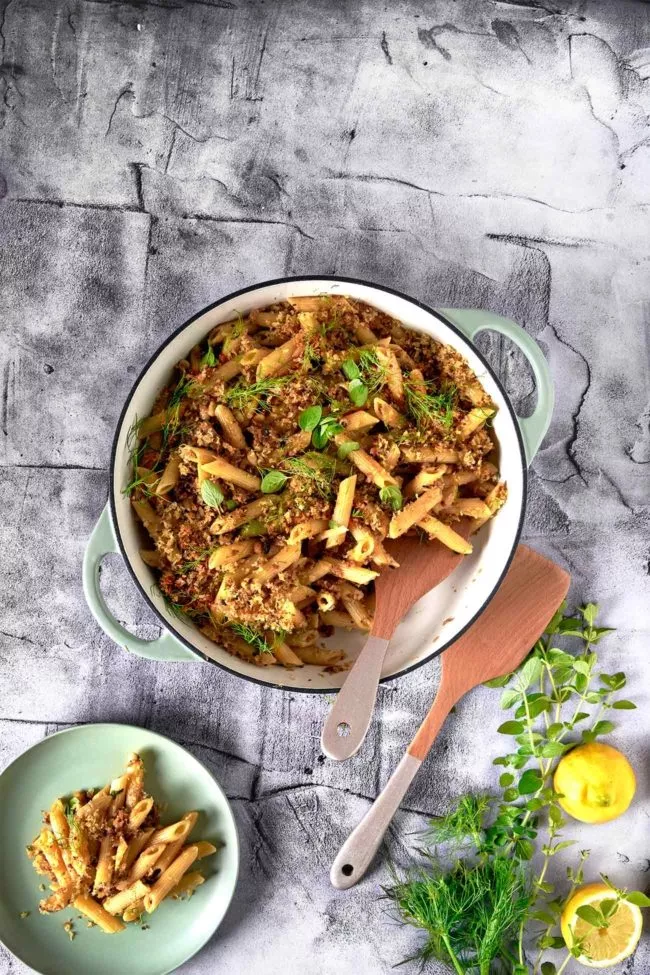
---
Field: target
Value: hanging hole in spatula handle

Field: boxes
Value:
[330,752,422,889]
[320,634,390,761]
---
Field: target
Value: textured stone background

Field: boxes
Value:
[1,0,649,972]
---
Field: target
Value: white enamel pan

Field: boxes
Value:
[83,276,553,692]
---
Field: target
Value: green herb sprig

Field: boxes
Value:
[404,377,457,428]
[200,480,225,509]
[298,405,344,449]
[379,484,403,511]
[225,376,290,411]
[228,622,273,655]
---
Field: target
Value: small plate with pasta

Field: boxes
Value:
[0,724,239,975]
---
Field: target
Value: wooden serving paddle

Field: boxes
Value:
[321,522,472,761]
[330,544,570,889]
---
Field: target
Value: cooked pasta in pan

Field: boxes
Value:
[126,295,507,669]
[25,753,219,932]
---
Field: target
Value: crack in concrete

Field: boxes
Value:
[0,628,39,648]
[0,0,16,63]
[546,322,591,483]
[598,468,637,515]
[628,403,650,464]
[81,0,235,10]
[1,462,107,471]
[487,231,594,248]
[380,31,392,65]
[182,212,315,241]
[129,161,145,211]
[105,82,134,136]
[492,0,563,15]
[324,172,615,214]
[12,195,143,215]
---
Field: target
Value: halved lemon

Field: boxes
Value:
[561,882,643,968]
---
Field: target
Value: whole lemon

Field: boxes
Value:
[561,882,643,967]
[554,742,636,823]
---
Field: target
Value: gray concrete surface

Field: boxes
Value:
[1,1,649,972]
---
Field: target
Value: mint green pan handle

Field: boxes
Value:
[438,308,554,464]
[83,504,199,662]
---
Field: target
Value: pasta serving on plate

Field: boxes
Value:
[127,295,507,669]
[26,753,218,933]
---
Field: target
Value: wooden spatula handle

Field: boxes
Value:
[321,635,390,761]
[330,752,422,889]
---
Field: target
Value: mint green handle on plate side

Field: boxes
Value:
[83,504,198,662]
[438,308,554,465]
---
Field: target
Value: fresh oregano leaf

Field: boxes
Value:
[341,358,360,380]
[497,720,525,735]
[625,891,650,907]
[518,769,542,795]
[299,405,323,431]
[200,479,225,508]
[260,470,288,494]
[576,905,605,928]
[379,485,403,511]
[337,440,360,460]
[348,377,369,407]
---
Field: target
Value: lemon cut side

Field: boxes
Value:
[561,883,643,968]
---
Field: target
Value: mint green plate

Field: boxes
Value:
[0,724,239,975]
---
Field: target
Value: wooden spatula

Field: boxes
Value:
[321,521,472,761]
[330,544,570,889]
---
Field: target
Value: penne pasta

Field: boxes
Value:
[74,895,126,934]
[148,817,195,847]
[293,646,346,666]
[372,396,406,429]
[103,880,150,916]
[129,796,154,831]
[208,540,254,569]
[119,828,154,877]
[253,543,302,584]
[340,410,379,433]
[144,846,199,914]
[200,458,260,492]
[49,799,69,848]
[26,755,223,936]
[126,843,166,883]
[125,754,144,809]
[171,871,205,898]
[322,558,379,585]
[419,515,473,554]
[336,438,398,488]
[214,404,247,449]
[457,406,495,440]
[93,835,115,895]
[127,294,505,671]
[210,497,269,535]
[256,336,298,379]
[288,519,329,545]
[155,454,181,496]
[388,486,443,539]
[272,642,305,667]
[132,499,162,535]
[148,812,199,877]
[325,475,356,549]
